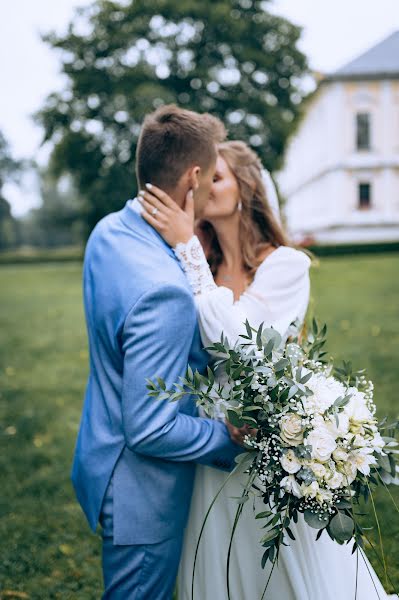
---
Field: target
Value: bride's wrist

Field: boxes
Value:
[173,233,196,249]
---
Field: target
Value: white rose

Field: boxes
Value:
[279,414,304,446]
[310,461,327,479]
[344,389,374,424]
[304,374,346,414]
[280,449,302,474]
[306,428,337,463]
[327,471,344,489]
[280,475,303,498]
[333,448,349,462]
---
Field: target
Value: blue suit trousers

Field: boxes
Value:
[100,479,183,599]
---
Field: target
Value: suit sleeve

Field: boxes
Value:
[121,282,241,469]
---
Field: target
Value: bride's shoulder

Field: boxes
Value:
[259,245,310,267]
[255,246,311,283]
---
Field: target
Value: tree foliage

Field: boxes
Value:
[0,131,22,249]
[37,0,309,234]
[19,172,85,248]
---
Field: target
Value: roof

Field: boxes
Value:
[324,30,399,82]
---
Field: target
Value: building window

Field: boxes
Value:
[356,113,371,150]
[358,182,371,209]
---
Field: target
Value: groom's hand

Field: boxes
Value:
[226,421,257,447]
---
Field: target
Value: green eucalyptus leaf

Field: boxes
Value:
[274,358,290,372]
[329,511,354,542]
[304,509,329,530]
[256,322,264,348]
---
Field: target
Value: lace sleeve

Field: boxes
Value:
[173,235,217,296]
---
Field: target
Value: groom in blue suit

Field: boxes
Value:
[72,105,243,598]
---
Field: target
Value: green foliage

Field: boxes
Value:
[0,130,22,189]
[0,246,83,265]
[304,508,329,530]
[37,0,309,234]
[307,241,399,257]
[19,171,85,248]
[328,511,354,543]
[0,130,23,250]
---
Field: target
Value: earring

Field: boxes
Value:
[237,201,242,212]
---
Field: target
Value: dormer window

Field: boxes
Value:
[356,113,371,150]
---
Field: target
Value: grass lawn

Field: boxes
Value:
[0,253,398,598]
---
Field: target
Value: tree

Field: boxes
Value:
[37,0,309,234]
[0,131,22,250]
[19,171,85,248]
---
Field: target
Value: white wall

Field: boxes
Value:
[278,78,399,243]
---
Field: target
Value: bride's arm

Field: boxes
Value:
[174,236,311,353]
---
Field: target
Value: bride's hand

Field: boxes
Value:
[138,183,195,247]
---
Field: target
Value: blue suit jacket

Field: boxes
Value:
[71,199,241,544]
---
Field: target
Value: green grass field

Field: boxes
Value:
[0,253,398,599]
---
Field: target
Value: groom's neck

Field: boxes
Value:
[166,182,187,210]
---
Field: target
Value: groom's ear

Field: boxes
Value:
[188,165,201,192]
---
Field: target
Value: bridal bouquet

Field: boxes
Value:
[147,320,399,597]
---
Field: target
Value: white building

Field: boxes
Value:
[277,31,399,245]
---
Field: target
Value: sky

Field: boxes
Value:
[2,0,399,216]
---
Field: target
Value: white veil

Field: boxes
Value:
[261,168,281,224]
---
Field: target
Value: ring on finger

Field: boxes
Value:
[151,207,158,217]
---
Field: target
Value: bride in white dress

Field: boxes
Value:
[139,140,394,600]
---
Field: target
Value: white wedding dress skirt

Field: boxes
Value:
[177,465,393,600]
[172,243,394,599]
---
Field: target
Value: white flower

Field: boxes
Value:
[310,461,327,479]
[280,474,303,498]
[333,448,349,462]
[353,434,368,448]
[280,449,302,474]
[344,389,374,425]
[350,448,377,476]
[325,413,350,437]
[316,487,334,505]
[338,460,358,484]
[303,374,346,414]
[371,432,385,453]
[301,480,319,498]
[279,413,304,446]
[306,428,337,463]
[327,471,344,489]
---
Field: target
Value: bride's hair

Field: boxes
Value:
[196,140,291,280]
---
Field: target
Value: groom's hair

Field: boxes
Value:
[136,104,226,191]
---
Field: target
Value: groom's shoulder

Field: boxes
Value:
[84,206,189,293]
[86,208,124,245]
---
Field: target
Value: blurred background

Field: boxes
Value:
[0,1,398,598]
